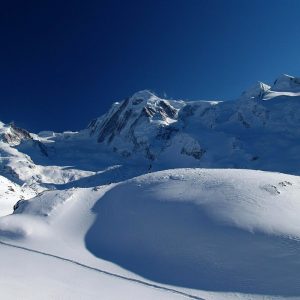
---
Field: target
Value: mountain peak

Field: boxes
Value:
[130,90,156,100]
[127,90,159,107]
[87,90,179,151]
[239,81,270,100]
[271,74,300,92]
[0,122,32,145]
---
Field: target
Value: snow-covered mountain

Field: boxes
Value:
[83,74,300,174]
[1,74,300,300]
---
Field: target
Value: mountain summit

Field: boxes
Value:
[272,74,300,91]
[239,81,270,100]
[75,74,300,173]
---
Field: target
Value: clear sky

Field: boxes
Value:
[1,0,300,132]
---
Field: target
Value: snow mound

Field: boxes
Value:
[83,168,300,296]
[2,169,300,298]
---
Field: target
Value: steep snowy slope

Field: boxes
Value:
[0,122,32,146]
[86,90,184,161]
[0,175,36,216]
[1,169,300,299]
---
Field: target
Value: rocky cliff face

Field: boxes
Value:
[87,90,185,160]
[0,123,32,146]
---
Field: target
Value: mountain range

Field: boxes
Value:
[1,74,300,300]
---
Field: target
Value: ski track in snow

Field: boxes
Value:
[0,240,205,300]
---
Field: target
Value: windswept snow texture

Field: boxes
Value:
[2,74,300,299]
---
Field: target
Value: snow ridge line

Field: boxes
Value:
[0,240,205,300]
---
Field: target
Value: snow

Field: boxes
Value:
[271,74,300,92]
[84,169,300,296]
[1,74,300,299]
[77,80,300,175]
[1,169,300,299]
[239,81,270,100]
[0,175,36,216]
[0,243,193,300]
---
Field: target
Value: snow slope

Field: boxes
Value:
[0,242,194,300]
[1,169,300,299]
[81,169,300,296]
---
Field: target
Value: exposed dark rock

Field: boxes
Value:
[132,98,143,105]
[97,98,129,143]
[181,147,206,160]
[237,112,250,128]
[2,123,32,145]
[156,127,179,141]
[278,181,292,187]
[159,100,177,119]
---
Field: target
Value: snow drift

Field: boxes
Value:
[85,169,300,296]
[2,168,300,298]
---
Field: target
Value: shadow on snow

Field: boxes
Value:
[85,183,300,296]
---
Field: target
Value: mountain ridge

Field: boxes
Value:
[2,74,300,177]
[82,74,300,173]
[1,74,300,300]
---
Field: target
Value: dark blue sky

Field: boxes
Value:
[1,0,300,132]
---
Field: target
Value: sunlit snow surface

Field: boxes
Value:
[1,169,300,299]
[2,74,300,299]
